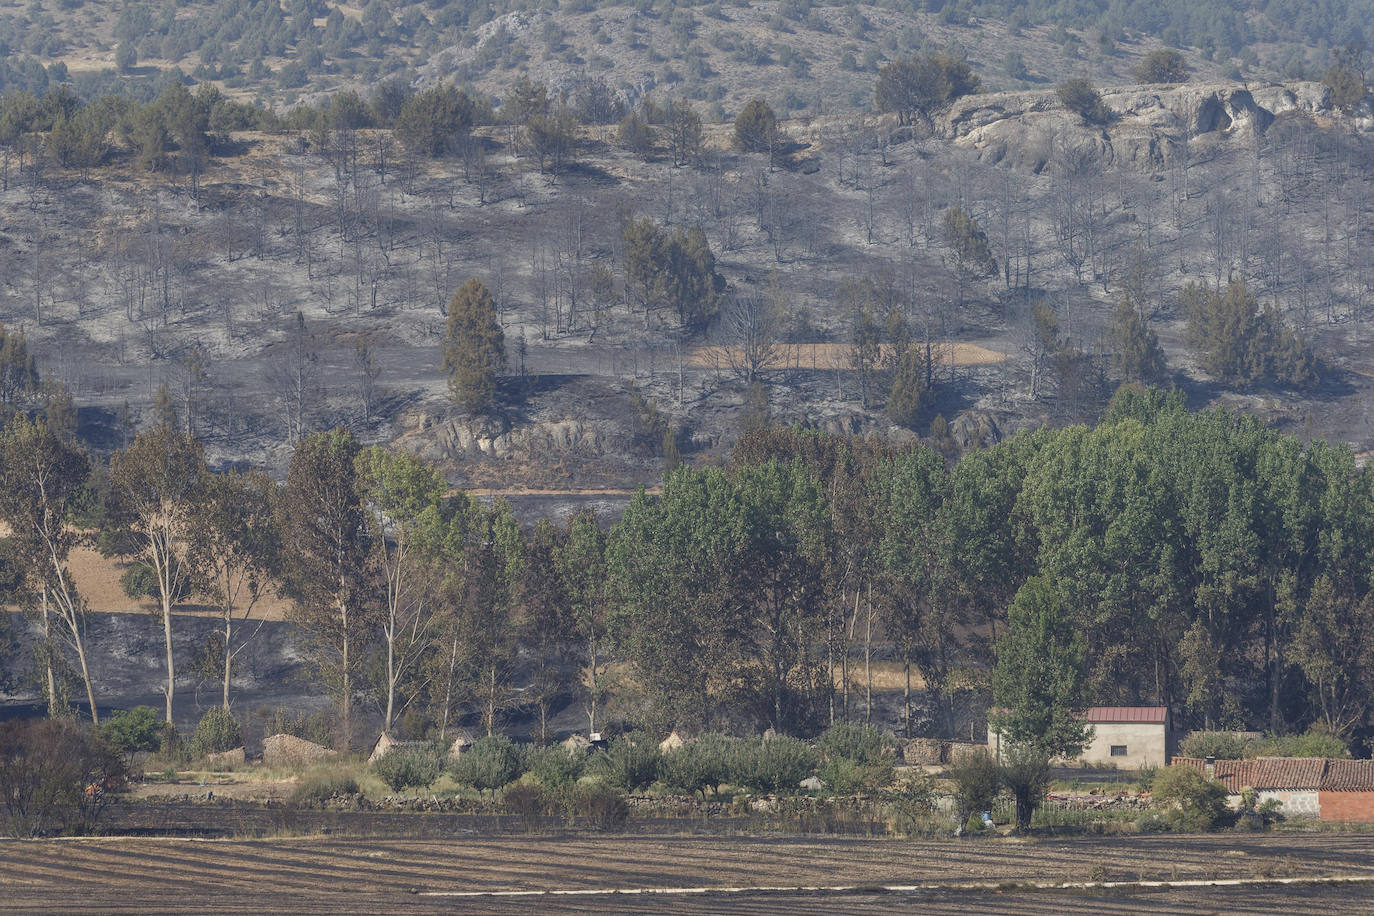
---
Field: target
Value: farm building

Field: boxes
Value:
[988,706,1171,768]
[1172,757,1374,821]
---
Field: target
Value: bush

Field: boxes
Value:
[999,744,1051,833]
[946,750,1002,826]
[1179,731,1249,760]
[374,746,442,793]
[449,736,522,793]
[291,765,359,804]
[190,707,243,758]
[729,735,816,794]
[98,707,163,756]
[0,718,127,837]
[1152,765,1232,831]
[523,744,584,794]
[817,723,895,793]
[589,736,661,792]
[573,781,629,830]
[1134,48,1189,84]
[658,733,734,798]
[1248,728,1351,759]
[1057,77,1111,124]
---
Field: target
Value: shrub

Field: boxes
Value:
[589,736,661,792]
[999,744,1051,833]
[1152,765,1232,831]
[1179,731,1248,760]
[374,746,442,793]
[98,707,163,756]
[1248,728,1350,759]
[291,765,359,804]
[729,735,816,794]
[1134,48,1189,84]
[573,781,629,830]
[1057,77,1111,125]
[946,750,1002,826]
[819,756,894,794]
[817,723,895,793]
[449,736,522,793]
[658,733,734,798]
[190,707,243,758]
[523,744,584,794]
[0,718,127,837]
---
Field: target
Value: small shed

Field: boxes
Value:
[1171,756,1374,820]
[659,730,687,753]
[447,730,475,759]
[988,706,1170,768]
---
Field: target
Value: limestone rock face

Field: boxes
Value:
[937,81,1353,173]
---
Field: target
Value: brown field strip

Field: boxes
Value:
[688,342,1009,372]
[4,833,1374,914]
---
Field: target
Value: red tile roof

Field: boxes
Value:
[1320,760,1374,792]
[1082,706,1169,724]
[1170,757,1374,792]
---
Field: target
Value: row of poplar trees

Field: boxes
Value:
[4,385,1374,748]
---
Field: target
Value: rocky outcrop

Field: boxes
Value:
[937,81,1360,172]
[401,410,619,461]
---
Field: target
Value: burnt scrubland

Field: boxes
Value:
[7,5,1374,897]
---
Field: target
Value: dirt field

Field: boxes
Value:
[688,342,1009,373]
[3,832,1373,914]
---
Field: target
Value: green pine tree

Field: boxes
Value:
[442,278,507,414]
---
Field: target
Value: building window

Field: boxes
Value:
[1110,745,1128,757]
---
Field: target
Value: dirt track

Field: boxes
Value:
[4,832,1374,914]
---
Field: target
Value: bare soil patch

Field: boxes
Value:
[2,832,1371,915]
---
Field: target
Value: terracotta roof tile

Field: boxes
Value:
[1214,757,1327,791]
[1320,760,1374,792]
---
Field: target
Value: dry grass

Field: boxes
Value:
[688,342,1008,373]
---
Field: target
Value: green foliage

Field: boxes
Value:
[190,707,242,758]
[1056,77,1111,124]
[373,746,442,792]
[1134,49,1189,83]
[1151,765,1232,830]
[291,765,359,803]
[1183,280,1318,389]
[732,98,777,154]
[97,707,163,756]
[1247,728,1351,759]
[1323,46,1367,114]
[572,781,629,830]
[589,736,661,792]
[621,217,726,330]
[657,733,735,797]
[728,735,817,794]
[817,722,895,766]
[1178,731,1249,760]
[1109,299,1167,384]
[991,577,1090,758]
[442,278,507,414]
[999,743,1052,833]
[523,745,584,793]
[449,736,523,792]
[874,53,980,125]
[0,323,39,410]
[947,751,1003,824]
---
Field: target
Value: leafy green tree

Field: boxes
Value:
[393,84,485,157]
[991,577,1090,758]
[186,469,279,711]
[0,323,38,413]
[1134,48,1189,83]
[108,423,207,723]
[374,746,441,792]
[622,218,724,330]
[1323,43,1367,114]
[999,742,1052,832]
[557,510,611,734]
[190,706,242,757]
[0,417,98,722]
[355,447,445,732]
[277,429,371,747]
[874,53,980,126]
[98,707,162,756]
[946,750,1001,828]
[442,278,507,414]
[733,98,778,161]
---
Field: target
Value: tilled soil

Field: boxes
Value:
[4,832,1374,914]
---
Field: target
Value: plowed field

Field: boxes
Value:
[4,832,1373,914]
